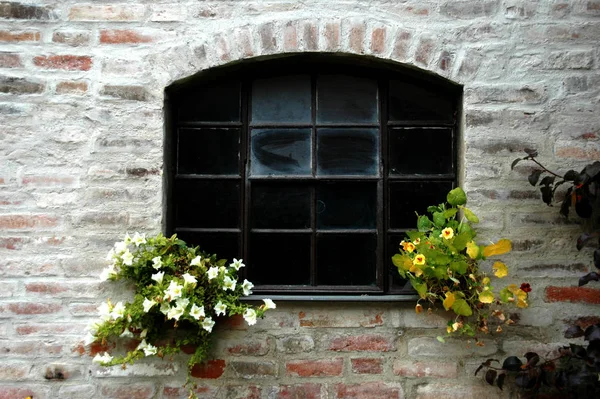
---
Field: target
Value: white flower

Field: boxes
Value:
[223,276,236,291]
[143,298,157,313]
[97,302,111,322]
[143,343,157,356]
[106,248,116,262]
[119,328,133,338]
[190,255,202,266]
[241,279,254,296]
[167,305,184,320]
[182,273,197,286]
[262,298,276,310]
[121,249,134,266]
[214,301,227,316]
[92,352,113,364]
[159,302,170,315]
[230,258,245,271]
[99,265,117,281]
[110,301,126,320]
[207,267,219,280]
[201,316,215,332]
[123,233,132,245]
[136,339,148,351]
[190,304,205,320]
[152,256,163,270]
[140,329,148,338]
[243,308,257,326]
[175,297,190,310]
[83,332,96,346]
[114,241,127,254]
[164,280,183,300]
[151,271,164,284]
[132,232,146,247]
[86,319,101,334]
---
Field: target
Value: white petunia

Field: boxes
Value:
[241,279,254,296]
[262,298,276,310]
[140,329,148,338]
[132,232,146,247]
[167,305,184,321]
[106,248,116,262]
[152,256,163,270]
[110,301,126,320]
[190,255,202,266]
[201,316,215,332]
[143,298,157,313]
[119,328,133,338]
[97,302,112,322]
[164,280,183,301]
[151,271,165,284]
[123,233,132,245]
[136,339,148,351]
[175,297,190,310]
[159,302,169,315]
[86,319,101,334]
[230,258,245,271]
[99,265,117,281]
[92,352,113,364]
[121,249,134,266]
[189,304,205,320]
[114,241,127,254]
[222,276,236,291]
[182,273,197,287]
[83,332,96,346]
[143,343,157,356]
[207,267,219,280]
[214,301,227,316]
[243,308,257,326]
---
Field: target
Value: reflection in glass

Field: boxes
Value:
[388,80,455,122]
[389,127,453,175]
[389,181,453,228]
[178,128,240,175]
[317,75,378,123]
[317,128,379,175]
[251,129,311,175]
[248,233,311,285]
[176,232,240,262]
[174,180,240,228]
[316,234,377,285]
[317,182,376,229]
[251,75,311,123]
[251,184,311,229]
[178,81,241,122]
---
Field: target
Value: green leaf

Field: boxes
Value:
[411,281,427,299]
[436,336,446,343]
[433,212,446,228]
[499,287,512,303]
[417,215,433,232]
[450,260,468,275]
[462,207,479,223]
[447,187,467,206]
[444,208,458,219]
[453,231,472,251]
[427,205,440,214]
[451,298,473,316]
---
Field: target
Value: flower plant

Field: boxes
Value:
[393,187,529,339]
[85,233,275,396]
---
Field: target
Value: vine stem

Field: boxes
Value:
[529,157,563,179]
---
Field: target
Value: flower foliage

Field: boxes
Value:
[86,233,275,387]
[393,187,529,337]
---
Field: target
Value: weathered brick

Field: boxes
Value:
[408,337,498,357]
[457,49,484,80]
[370,27,386,54]
[283,22,297,51]
[100,85,148,101]
[191,359,226,379]
[267,383,321,399]
[466,85,546,105]
[52,30,89,46]
[286,359,343,377]
[58,385,97,399]
[351,358,383,374]
[0,387,50,399]
[441,1,499,19]
[0,340,63,357]
[348,22,365,53]
[222,338,269,356]
[298,309,383,328]
[5,302,62,315]
[391,29,411,61]
[416,383,504,399]
[547,50,594,69]
[0,76,44,94]
[259,23,277,53]
[0,215,57,229]
[303,23,318,51]
[69,4,145,21]
[33,55,92,71]
[545,286,600,304]
[99,383,156,399]
[0,1,56,20]
[100,29,152,44]
[56,81,88,95]
[26,281,100,298]
[0,364,31,380]
[393,360,457,378]
[0,53,21,68]
[21,175,76,186]
[231,360,277,378]
[0,30,40,42]
[328,334,395,352]
[324,22,340,51]
[277,335,314,354]
[236,28,254,58]
[415,36,435,66]
[163,385,218,399]
[334,382,403,399]
[16,322,87,336]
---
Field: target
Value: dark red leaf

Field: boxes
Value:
[502,356,523,371]
[528,169,544,186]
[485,369,497,386]
[579,272,600,287]
[564,170,579,181]
[524,148,538,157]
[540,175,556,186]
[520,283,532,293]
[511,158,522,170]
[584,324,600,342]
[564,325,585,339]
[497,373,506,390]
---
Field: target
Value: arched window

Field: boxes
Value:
[165,55,461,296]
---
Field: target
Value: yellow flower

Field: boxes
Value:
[479,289,494,304]
[409,264,423,277]
[413,238,421,245]
[404,242,416,253]
[413,254,426,266]
[440,227,454,240]
[415,304,423,314]
[466,241,479,259]
[493,262,508,278]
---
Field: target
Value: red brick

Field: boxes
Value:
[100,383,156,399]
[286,359,343,377]
[72,341,115,357]
[335,382,403,399]
[324,22,340,51]
[0,215,57,229]
[556,146,600,160]
[69,5,145,21]
[566,316,600,330]
[393,360,457,378]
[328,335,395,352]
[0,237,27,250]
[349,23,365,53]
[6,302,62,315]
[226,339,269,356]
[100,29,152,44]
[351,358,383,374]
[415,37,435,66]
[370,28,386,54]
[33,55,92,71]
[272,383,322,399]
[298,310,383,328]
[56,81,88,95]
[0,30,40,42]
[545,286,600,304]
[163,385,217,399]
[191,359,226,379]
[284,22,297,51]
[0,53,21,68]
[16,323,86,336]
[0,340,63,357]
[0,386,49,399]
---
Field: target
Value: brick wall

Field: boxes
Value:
[1,1,599,398]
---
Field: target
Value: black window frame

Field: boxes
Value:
[164,54,462,298]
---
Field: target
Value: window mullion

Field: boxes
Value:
[241,78,251,277]
[378,78,387,293]
[310,73,317,287]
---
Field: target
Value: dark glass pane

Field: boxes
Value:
[177,81,240,122]
[389,80,455,122]
[251,184,311,229]
[174,180,240,228]
[316,234,377,286]
[248,233,311,285]
[389,127,453,175]
[317,182,376,229]
[388,233,410,292]
[317,75,378,123]
[178,128,240,175]
[317,128,379,176]
[251,75,311,123]
[251,128,312,176]
[176,231,239,261]
[389,181,453,229]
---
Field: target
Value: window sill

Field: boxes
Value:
[244,294,419,302]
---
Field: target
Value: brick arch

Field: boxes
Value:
[150,18,467,90]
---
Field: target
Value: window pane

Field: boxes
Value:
[178,128,240,175]
[317,128,379,176]
[251,184,311,229]
[248,233,311,285]
[317,182,376,229]
[389,181,453,229]
[176,232,240,262]
[389,127,453,175]
[178,81,241,122]
[174,180,240,228]
[389,80,455,122]
[316,233,377,286]
[251,75,311,123]
[250,128,312,176]
[317,75,378,123]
